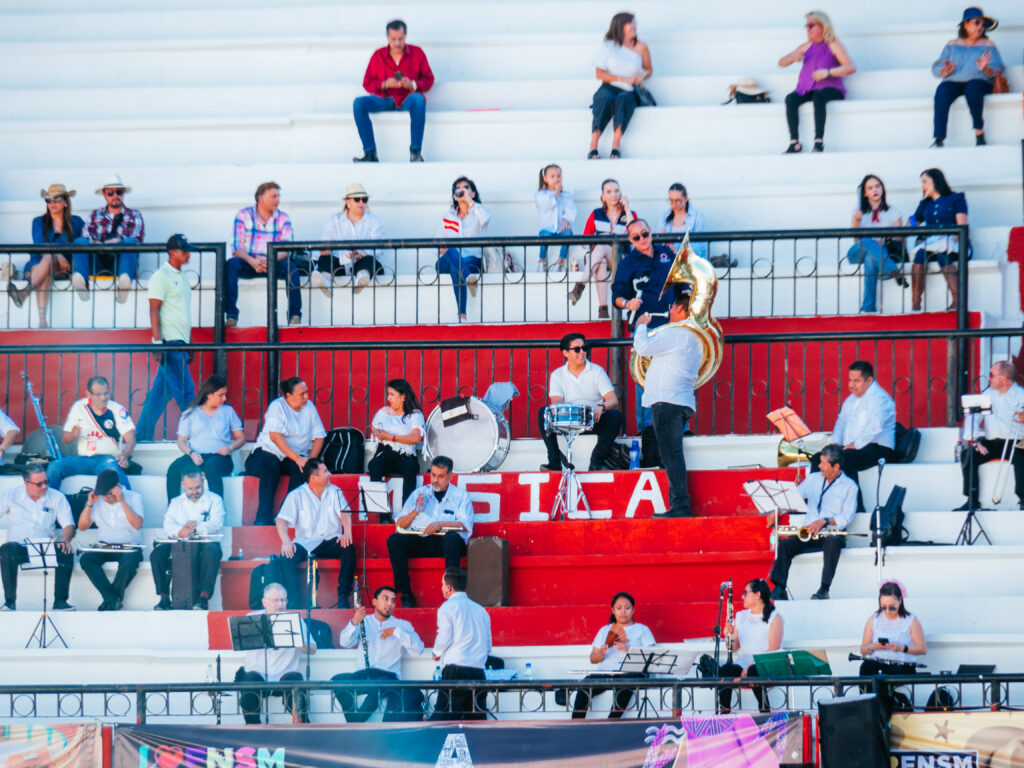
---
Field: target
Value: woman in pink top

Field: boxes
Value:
[778,11,855,153]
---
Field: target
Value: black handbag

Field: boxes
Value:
[633,85,657,107]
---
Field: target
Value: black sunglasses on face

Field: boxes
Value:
[104,189,125,196]
[348,196,368,203]
[629,231,651,242]
[566,346,586,353]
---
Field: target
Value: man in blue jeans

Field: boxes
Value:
[137,234,198,441]
[353,19,435,163]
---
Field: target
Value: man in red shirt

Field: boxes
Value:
[354,19,435,163]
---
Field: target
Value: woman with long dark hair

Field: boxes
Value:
[571,591,655,718]
[166,375,245,501]
[719,578,784,712]
[859,580,926,674]
[588,12,652,159]
[910,168,968,311]
[847,174,905,314]
[435,176,491,320]
[368,378,425,519]
[657,183,707,257]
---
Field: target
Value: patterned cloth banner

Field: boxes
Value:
[891,711,1024,768]
[0,723,102,768]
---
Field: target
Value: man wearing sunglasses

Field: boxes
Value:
[0,462,76,611]
[82,174,144,304]
[539,332,622,471]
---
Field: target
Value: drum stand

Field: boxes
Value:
[550,429,592,521]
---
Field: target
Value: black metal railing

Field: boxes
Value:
[0,242,226,335]
[0,671,1016,724]
[0,324,1013,442]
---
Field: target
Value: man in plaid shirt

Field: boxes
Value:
[81,174,144,304]
[224,181,300,326]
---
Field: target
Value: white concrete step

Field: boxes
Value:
[860,459,1024,513]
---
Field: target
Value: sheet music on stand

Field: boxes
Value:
[766,407,811,443]
[227,612,304,651]
[359,480,391,518]
[22,538,58,570]
[743,480,808,515]
[618,647,678,676]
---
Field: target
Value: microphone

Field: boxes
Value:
[719,581,729,592]
[878,458,886,467]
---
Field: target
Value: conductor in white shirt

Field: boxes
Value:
[958,360,1024,510]
[633,286,701,517]
[769,444,858,601]
[429,568,492,721]
[151,471,225,611]
[539,332,623,472]
[330,584,426,722]
[276,458,354,609]
[78,468,144,611]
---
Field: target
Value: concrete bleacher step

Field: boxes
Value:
[860,459,1021,513]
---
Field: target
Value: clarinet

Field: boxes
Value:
[21,372,61,461]
[725,578,734,666]
[353,577,370,670]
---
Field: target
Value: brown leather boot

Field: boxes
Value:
[911,264,925,311]
[942,264,958,311]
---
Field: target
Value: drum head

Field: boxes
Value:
[425,397,506,473]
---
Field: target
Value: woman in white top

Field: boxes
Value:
[846,175,905,314]
[535,164,577,273]
[435,176,491,321]
[588,12,652,159]
[720,578,783,712]
[367,378,425,517]
[315,182,386,297]
[859,580,926,675]
[166,374,245,502]
[658,183,708,259]
[245,377,327,525]
[572,591,656,719]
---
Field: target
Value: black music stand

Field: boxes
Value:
[957,395,992,546]
[229,612,304,723]
[619,648,677,718]
[22,539,67,649]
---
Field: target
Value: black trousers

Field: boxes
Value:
[150,542,223,598]
[769,534,845,591]
[961,437,1024,503]
[279,538,355,610]
[934,79,991,139]
[429,663,487,721]
[538,406,623,469]
[386,531,467,596]
[718,663,767,712]
[235,667,307,724]
[245,448,304,526]
[571,672,645,719]
[858,660,917,719]
[591,82,639,133]
[318,253,385,278]
[331,667,425,722]
[79,550,142,602]
[165,452,233,502]
[368,445,421,504]
[653,403,693,514]
[784,87,844,141]
[0,541,73,605]
[811,442,896,510]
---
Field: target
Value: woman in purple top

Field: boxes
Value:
[778,11,855,153]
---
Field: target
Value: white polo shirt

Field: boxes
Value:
[89,489,144,545]
[162,491,225,538]
[0,486,73,542]
[549,360,614,409]
[255,398,326,460]
[276,483,349,552]
[63,398,135,457]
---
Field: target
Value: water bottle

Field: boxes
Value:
[524,662,533,680]
[954,440,963,463]
[229,547,243,561]
[433,664,441,682]
[629,440,641,470]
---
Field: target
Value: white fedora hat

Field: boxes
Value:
[95,174,132,195]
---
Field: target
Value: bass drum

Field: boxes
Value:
[424,397,511,473]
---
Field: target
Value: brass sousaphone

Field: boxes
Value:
[629,233,725,388]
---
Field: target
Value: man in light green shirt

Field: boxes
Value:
[137,234,197,440]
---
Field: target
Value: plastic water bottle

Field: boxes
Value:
[229,547,243,561]
[433,664,441,682]
[524,662,533,680]
[629,440,641,470]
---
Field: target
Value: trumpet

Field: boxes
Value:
[991,401,1024,505]
[776,525,852,543]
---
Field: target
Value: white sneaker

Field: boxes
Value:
[116,273,131,304]
[466,272,479,297]
[310,271,331,297]
[71,273,89,301]
[353,270,370,295]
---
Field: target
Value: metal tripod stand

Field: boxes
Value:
[550,427,592,520]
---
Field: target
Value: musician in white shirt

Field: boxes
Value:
[429,568,492,721]
[958,360,1024,510]
[769,444,858,602]
[151,471,225,611]
[47,375,136,491]
[0,462,75,611]
[634,286,702,518]
[386,456,474,608]
[330,584,426,722]
[235,582,316,724]
[814,360,896,509]
[0,406,19,463]
[539,332,623,472]
[78,468,144,611]
[276,458,354,609]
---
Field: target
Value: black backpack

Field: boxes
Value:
[894,423,921,464]
[321,428,365,474]
[871,485,908,547]
[248,557,286,609]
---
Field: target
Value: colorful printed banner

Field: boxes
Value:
[891,711,1024,768]
[0,723,102,767]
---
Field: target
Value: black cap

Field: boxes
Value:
[166,234,197,252]
[94,469,121,496]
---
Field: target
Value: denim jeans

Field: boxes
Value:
[846,239,899,313]
[72,237,138,281]
[652,402,693,514]
[538,228,573,264]
[47,454,130,492]
[136,341,196,440]
[353,93,426,152]
[635,382,653,432]
[224,256,302,321]
[435,248,481,316]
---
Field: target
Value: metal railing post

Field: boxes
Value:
[213,243,227,376]
[266,243,280,390]
[608,241,624,408]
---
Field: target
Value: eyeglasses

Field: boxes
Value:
[26,479,49,487]
[348,196,368,203]
[629,231,652,242]
[88,390,109,397]
[104,189,125,197]
[566,346,586,353]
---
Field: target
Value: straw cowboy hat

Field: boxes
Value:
[40,183,75,201]
[95,174,132,195]
[344,183,369,199]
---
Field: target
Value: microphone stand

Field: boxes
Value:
[873,458,885,582]
[305,556,314,684]
[711,582,726,675]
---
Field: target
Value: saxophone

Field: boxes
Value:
[629,232,724,389]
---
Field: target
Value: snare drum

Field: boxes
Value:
[543,403,594,435]
[424,396,510,473]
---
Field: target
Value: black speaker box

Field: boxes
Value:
[819,693,889,768]
[466,537,509,606]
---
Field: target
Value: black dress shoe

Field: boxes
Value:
[953,500,978,512]
[193,597,209,611]
[654,508,692,519]
[410,149,424,162]
[353,149,379,163]
[539,463,561,472]
[400,593,417,608]
[769,586,787,601]
[810,586,830,600]
[333,596,352,610]
[154,596,172,611]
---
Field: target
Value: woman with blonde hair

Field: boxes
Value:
[778,11,855,153]
[316,182,386,296]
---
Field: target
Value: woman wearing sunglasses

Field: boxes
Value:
[858,579,926,676]
[316,183,386,297]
